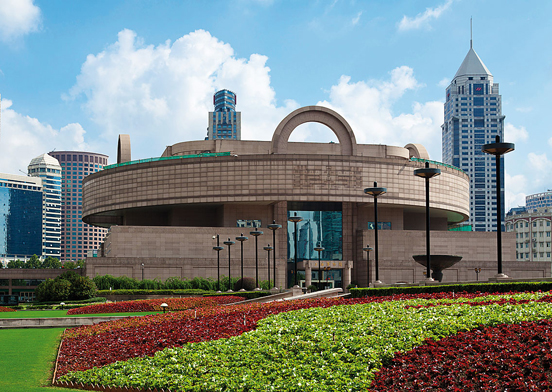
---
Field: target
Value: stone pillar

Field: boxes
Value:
[343,261,352,288]
[305,263,312,288]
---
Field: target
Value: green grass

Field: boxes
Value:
[0,328,80,392]
[0,310,158,318]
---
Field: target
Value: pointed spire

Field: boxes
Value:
[470,17,473,49]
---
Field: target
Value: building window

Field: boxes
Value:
[367,222,392,230]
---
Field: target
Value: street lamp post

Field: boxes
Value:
[483,135,515,278]
[362,245,373,287]
[364,182,386,284]
[235,233,248,291]
[288,212,303,288]
[475,267,481,281]
[141,263,144,281]
[223,238,235,292]
[263,244,273,289]
[267,220,282,290]
[414,161,441,282]
[212,235,224,292]
[250,230,263,290]
[314,243,324,291]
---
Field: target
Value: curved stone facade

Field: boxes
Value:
[82,106,542,287]
[83,152,469,226]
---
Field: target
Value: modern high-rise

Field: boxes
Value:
[526,191,552,210]
[28,154,62,258]
[0,174,43,264]
[207,89,241,140]
[442,41,504,232]
[48,151,108,262]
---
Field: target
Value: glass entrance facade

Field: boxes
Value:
[287,202,343,287]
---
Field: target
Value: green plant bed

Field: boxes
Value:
[33,297,107,305]
[0,328,81,391]
[349,281,552,298]
[207,291,272,300]
[97,289,215,296]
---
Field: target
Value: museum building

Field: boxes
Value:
[82,106,548,287]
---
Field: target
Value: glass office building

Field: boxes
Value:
[442,42,505,232]
[207,89,241,140]
[0,174,43,261]
[28,154,62,258]
[49,151,108,262]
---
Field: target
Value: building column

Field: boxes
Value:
[8,278,12,295]
[305,263,312,288]
[343,261,353,288]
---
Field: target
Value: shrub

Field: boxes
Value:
[164,277,192,290]
[190,276,215,291]
[307,285,318,292]
[138,279,163,290]
[234,277,256,291]
[116,276,139,289]
[93,275,120,290]
[70,276,97,300]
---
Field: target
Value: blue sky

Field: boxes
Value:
[0,0,551,209]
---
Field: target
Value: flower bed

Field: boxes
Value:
[0,305,15,312]
[371,319,552,391]
[67,295,243,315]
[57,291,552,390]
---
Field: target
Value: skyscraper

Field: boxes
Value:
[442,40,504,232]
[48,151,108,262]
[28,154,62,258]
[0,173,43,263]
[207,89,241,140]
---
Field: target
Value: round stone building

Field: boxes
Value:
[83,106,541,287]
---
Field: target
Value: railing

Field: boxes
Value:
[104,152,232,170]
[410,157,466,174]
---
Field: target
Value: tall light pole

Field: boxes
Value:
[263,244,273,289]
[223,238,235,292]
[141,263,144,281]
[250,230,263,290]
[314,243,324,291]
[364,182,386,284]
[483,135,515,278]
[362,245,373,287]
[235,233,248,291]
[414,161,441,282]
[288,212,303,288]
[267,220,282,290]
[212,235,224,292]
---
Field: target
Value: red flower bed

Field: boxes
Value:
[67,296,243,315]
[0,305,15,312]
[56,291,548,379]
[370,319,552,391]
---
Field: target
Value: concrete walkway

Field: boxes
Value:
[0,315,132,329]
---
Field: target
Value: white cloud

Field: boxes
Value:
[0,0,41,42]
[352,11,363,26]
[66,29,298,160]
[504,123,528,143]
[528,152,552,173]
[315,66,444,160]
[515,106,533,113]
[398,0,453,32]
[0,98,88,175]
[505,172,527,211]
[438,77,450,88]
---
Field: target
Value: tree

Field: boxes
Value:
[70,276,97,300]
[26,255,42,269]
[35,279,71,302]
[7,259,25,269]
[63,261,77,269]
[42,256,62,269]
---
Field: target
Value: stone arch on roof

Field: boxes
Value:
[271,106,357,155]
[404,143,430,160]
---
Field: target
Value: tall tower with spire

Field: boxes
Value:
[442,36,505,232]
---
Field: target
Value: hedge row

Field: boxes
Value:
[349,281,552,298]
[97,289,273,300]
[33,297,107,305]
[97,289,214,296]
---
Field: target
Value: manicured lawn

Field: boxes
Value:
[0,310,157,318]
[0,328,80,392]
